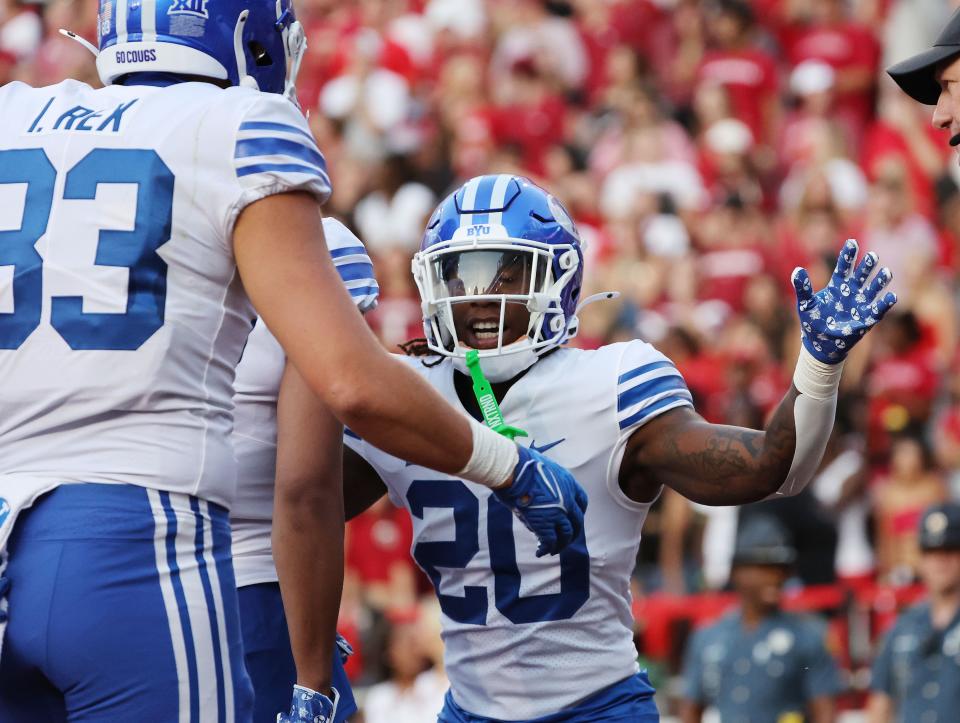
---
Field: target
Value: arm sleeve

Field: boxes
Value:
[321,218,380,313]
[801,620,843,700]
[223,93,332,239]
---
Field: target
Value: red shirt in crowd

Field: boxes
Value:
[346,505,414,586]
[860,121,952,220]
[490,94,567,176]
[780,20,880,135]
[866,343,940,459]
[696,48,778,143]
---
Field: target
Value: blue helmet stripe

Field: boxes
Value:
[238,121,316,144]
[234,137,327,172]
[116,0,129,44]
[469,175,499,225]
[126,0,143,41]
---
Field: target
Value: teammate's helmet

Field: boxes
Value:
[95,0,305,101]
[412,175,584,375]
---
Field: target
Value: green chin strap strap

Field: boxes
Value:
[465,350,528,441]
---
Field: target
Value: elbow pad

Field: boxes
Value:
[773,347,843,497]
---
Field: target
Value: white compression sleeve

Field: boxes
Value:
[457,417,519,489]
[773,346,844,497]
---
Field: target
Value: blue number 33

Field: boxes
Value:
[0,147,172,350]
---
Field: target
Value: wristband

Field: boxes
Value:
[457,417,519,489]
[792,345,844,400]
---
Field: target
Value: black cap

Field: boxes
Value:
[887,9,960,105]
[918,502,960,551]
[732,515,797,567]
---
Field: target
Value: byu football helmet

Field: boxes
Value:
[87,0,305,101]
[412,175,585,381]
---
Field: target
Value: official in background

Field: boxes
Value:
[680,515,841,723]
[866,503,960,723]
[888,7,960,155]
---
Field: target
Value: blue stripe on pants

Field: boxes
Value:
[160,490,201,723]
[0,484,251,721]
[191,497,227,723]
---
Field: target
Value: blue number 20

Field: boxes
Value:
[407,479,590,626]
[0,148,172,350]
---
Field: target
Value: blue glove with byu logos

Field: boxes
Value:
[277,685,338,723]
[792,239,897,364]
[493,445,588,557]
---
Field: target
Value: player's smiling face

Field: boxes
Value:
[439,249,539,350]
[452,300,531,350]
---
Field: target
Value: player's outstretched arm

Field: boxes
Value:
[272,362,343,699]
[234,192,587,555]
[623,240,896,505]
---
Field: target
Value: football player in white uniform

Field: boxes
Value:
[0,4,587,721]
[231,217,378,723]
[335,174,898,721]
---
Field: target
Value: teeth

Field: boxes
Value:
[472,322,498,331]
[475,331,498,340]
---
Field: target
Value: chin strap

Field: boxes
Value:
[59,29,98,57]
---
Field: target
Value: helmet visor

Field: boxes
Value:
[429,249,547,301]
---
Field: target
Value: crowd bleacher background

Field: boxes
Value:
[4,0,959,719]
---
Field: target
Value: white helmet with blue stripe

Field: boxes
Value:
[82,0,305,102]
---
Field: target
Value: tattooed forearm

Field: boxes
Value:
[625,387,802,505]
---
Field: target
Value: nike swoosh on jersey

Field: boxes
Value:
[529,438,566,455]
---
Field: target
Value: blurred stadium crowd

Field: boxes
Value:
[4,0,960,718]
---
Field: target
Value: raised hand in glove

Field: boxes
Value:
[792,238,897,364]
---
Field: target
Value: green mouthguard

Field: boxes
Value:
[465,350,528,440]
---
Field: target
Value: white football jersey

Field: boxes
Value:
[231,218,378,587]
[0,79,330,523]
[345,341,693,720]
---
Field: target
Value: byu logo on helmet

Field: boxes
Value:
[168,0,208,17]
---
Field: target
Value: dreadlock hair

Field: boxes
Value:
[398,338,445,368]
